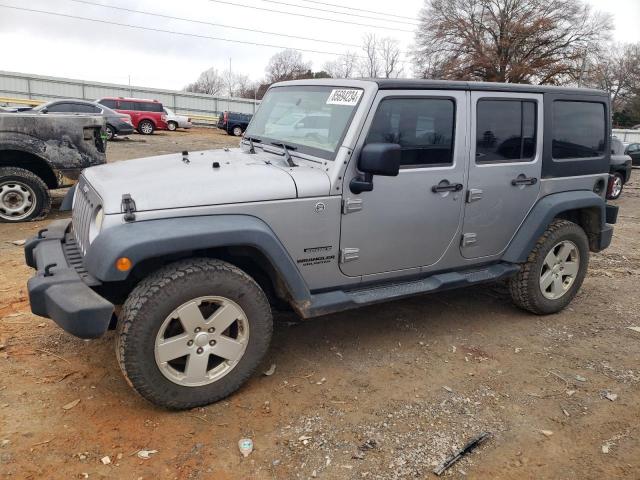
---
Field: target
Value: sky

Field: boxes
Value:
[0,0,638,91]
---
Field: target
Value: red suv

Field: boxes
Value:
[97,97,167,135]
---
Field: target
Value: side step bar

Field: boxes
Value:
[298,262,520,318]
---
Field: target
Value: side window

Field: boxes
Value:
[119,101,137,110]
[150,103,164,112]
[365,98,455,167]
[476,99,537,163]
[73,104,98,113]
[99,99,116,109]
[45,103,71,112]
[552,101,605,159]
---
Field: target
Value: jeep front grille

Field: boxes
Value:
[71,179,100,255]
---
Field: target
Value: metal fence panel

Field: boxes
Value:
[612,129,640,143]
[0,70,259,123]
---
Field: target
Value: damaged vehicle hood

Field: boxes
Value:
[83,148,330,214]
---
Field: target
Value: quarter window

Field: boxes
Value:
[365,98,455,167]
[552,101,605,159]
[476,99,537,163]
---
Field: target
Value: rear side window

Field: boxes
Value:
[476,100,537,163]
[552,101,605,159]
[119,101,137,110]
[366,97,455,167]
[139,102,163,112]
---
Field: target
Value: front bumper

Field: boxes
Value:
[25,219,114,339]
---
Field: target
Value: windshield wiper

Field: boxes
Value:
[271,142,298,167]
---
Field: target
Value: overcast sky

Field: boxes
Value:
[0,0,638,91]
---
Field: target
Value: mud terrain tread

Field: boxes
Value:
[116,258,272,409]
[509,219,588,315]
[0,166,51,222]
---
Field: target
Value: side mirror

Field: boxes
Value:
[350,143,401,194]
[40,108,48,114]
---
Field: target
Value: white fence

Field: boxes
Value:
[0,70,259,123]
[613,129,640,143]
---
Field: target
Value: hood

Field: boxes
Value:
[83,148,330,214]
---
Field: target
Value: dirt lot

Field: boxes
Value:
[1,128,639,479]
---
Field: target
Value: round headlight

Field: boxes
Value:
[89,206,104,243]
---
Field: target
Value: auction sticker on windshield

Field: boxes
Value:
[326,89,363,106]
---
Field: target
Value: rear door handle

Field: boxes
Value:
[511,176,538,186]
[432,181,464,193]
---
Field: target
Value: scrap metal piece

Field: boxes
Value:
[433,432,491,476]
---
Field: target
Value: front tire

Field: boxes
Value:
[509,219,589,315]
[138,120,155,135]
[116,258,273,409]
[0,167,51,223]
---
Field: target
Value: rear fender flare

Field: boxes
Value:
[502,191,606,263]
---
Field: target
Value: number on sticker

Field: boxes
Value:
[326,89,363,106]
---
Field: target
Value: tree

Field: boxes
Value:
[265,49,311,83]
[184,67,226,95]
[413,0,613,84]
[583,43,640,112]
[360,33,381,78]
[379,37,403,78]
[323,51,359,78]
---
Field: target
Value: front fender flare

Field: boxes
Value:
[502,191,606,263]
[84,215,311,303]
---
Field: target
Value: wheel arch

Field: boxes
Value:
[86,215,311,307]
[0,148,58,188]
[503,191,606,263]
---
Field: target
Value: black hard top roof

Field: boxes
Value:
[373,79,606,96]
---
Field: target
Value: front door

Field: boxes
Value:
[340,91,468,277]
[461,92,543,259]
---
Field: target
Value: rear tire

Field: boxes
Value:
[232,125,243,137]
[116,258,273,409]
[138,120,155,135]
[105,125,115,140]
[0,167,51,223]
[509,219,589,315]
[607,173,624,200]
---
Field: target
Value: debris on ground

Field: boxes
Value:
[627,326,640,334]
[433,432,491,476]
[359,439,378,451]
[601,391,618,402]
[442,386,453,392]
[263,364,276,376]
[238,439,253,457]
[62,399,80,410]
[575,375,587,382]
[9,240,25,246]
[136,449,158,460]
[539,430,554,437]
[100,456,111,465]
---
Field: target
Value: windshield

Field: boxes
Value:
[245,86,363,160]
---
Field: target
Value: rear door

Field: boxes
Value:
[118,100,140,127]
[461,92,543,258]
[339,90,468,277]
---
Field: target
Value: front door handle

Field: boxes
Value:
[511,175,538,186]
[432,181,464,193]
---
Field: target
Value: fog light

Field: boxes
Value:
[116,257,132,272]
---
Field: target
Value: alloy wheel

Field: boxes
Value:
[154,296,250,387]
[539,240,580,300]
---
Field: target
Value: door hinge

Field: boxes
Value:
[461,233,477,247]
[342,198,363,214]
[121,193,137,222]
[340,247,360,263]
[466,188,483,203]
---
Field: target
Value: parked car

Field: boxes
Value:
[608,137,632,200]
[217,111,252,136]
[163,107,192,131]
[0,112,106,222]
[97,97,167,135]
[25,79,618,409]
[27,99,134,140]
[624,142,640,166]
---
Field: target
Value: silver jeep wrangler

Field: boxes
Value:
[25,79,618,409]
